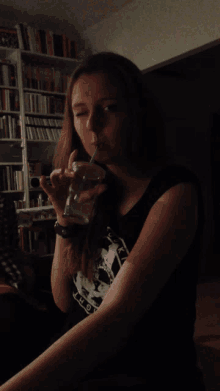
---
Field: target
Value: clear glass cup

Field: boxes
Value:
[62,161,106,225]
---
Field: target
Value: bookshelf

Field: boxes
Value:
[0,46,79,256]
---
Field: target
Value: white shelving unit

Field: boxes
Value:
[0,46,79,254]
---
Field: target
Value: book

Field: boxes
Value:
[1,64,9,86]
[26,65,32,89]
[54,69,62,92]
[62,34,68,58]
[35,29,42,53]
[23,22,30,51]
[8,114,13,138]
[50,67,55,91]
[24,92,31,112]
[16,117,21,138]
[18,227,29,252]
[31,66,36,89]
[30,94,34,113]
[0,65,2,85]
[2,115,8,137]
[41,68,47,91]
[39,30,47,54]
[55,98,64,114]
[70,41,77,59]
[53,34,63,57]
[14,91,19,111]
[44,68,51,91]
[5,89,9,110]
[62,73,69,93]
[8,64,17,87]
[6,165,11,190]
[46,30,54,56]
[9,90,15,111]
[66,37,71,57]
[35,66,41,90]
[1,89,6,110]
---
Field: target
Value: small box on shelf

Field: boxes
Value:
[28,161,42,177]
[0,27,19,49]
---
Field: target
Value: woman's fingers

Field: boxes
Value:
[39,149,107,220]
[39,175,51,195]
[77,184,108,203]
[68,149,78,170]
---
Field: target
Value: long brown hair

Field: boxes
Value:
[53,51,167,281]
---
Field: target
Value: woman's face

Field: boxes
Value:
[71,72,130,165]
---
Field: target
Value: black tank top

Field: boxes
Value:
[50,164,206,390]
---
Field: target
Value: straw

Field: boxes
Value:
[89,146,98,164]
[73,146,98,202]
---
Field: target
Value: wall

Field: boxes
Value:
[82,0,220,72]
[81,0,218,275]
[143,71,214,275]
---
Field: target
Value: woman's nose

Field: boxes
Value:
[86,109,105,132]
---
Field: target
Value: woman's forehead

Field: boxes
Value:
[72,72,125,99]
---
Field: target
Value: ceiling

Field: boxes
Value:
[0,0,134,31]
[1,0,220,86]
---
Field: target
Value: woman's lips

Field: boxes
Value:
[91,142,105,147]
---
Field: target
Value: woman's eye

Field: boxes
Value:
[75,104,117,117]
[76,112,86,117]
[104,104,117,112]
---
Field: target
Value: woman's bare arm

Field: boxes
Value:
[51,219,75,313]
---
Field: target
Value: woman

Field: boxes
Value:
[0,51,206,390]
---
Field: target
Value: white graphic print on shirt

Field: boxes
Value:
[72,226,130,315]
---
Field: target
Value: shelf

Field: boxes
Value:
[0,110,20,114]
[0,189,24,193]
[0,162,23,165]
[24,88,66,96]
[32,217,56,222]
[21,50,78,64]
[0,47,18,58]
[0,45,78,253]
[17,205,54,212]
[25,112,64,117]
[0,47,78,62]
[29,188,48,192]
[26,139,57,143]
[0,86,18,90]
[0,138,22,142]
[39,254,54,258]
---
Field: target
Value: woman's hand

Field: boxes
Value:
[39,149,107,225]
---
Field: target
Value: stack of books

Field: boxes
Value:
[0,89,19,111]
[24,92,64,115]
[14,23,77,59]
[22,64,70,93]
[0,115,21,138]
[19,225,56,255]
[0,165,24,192]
